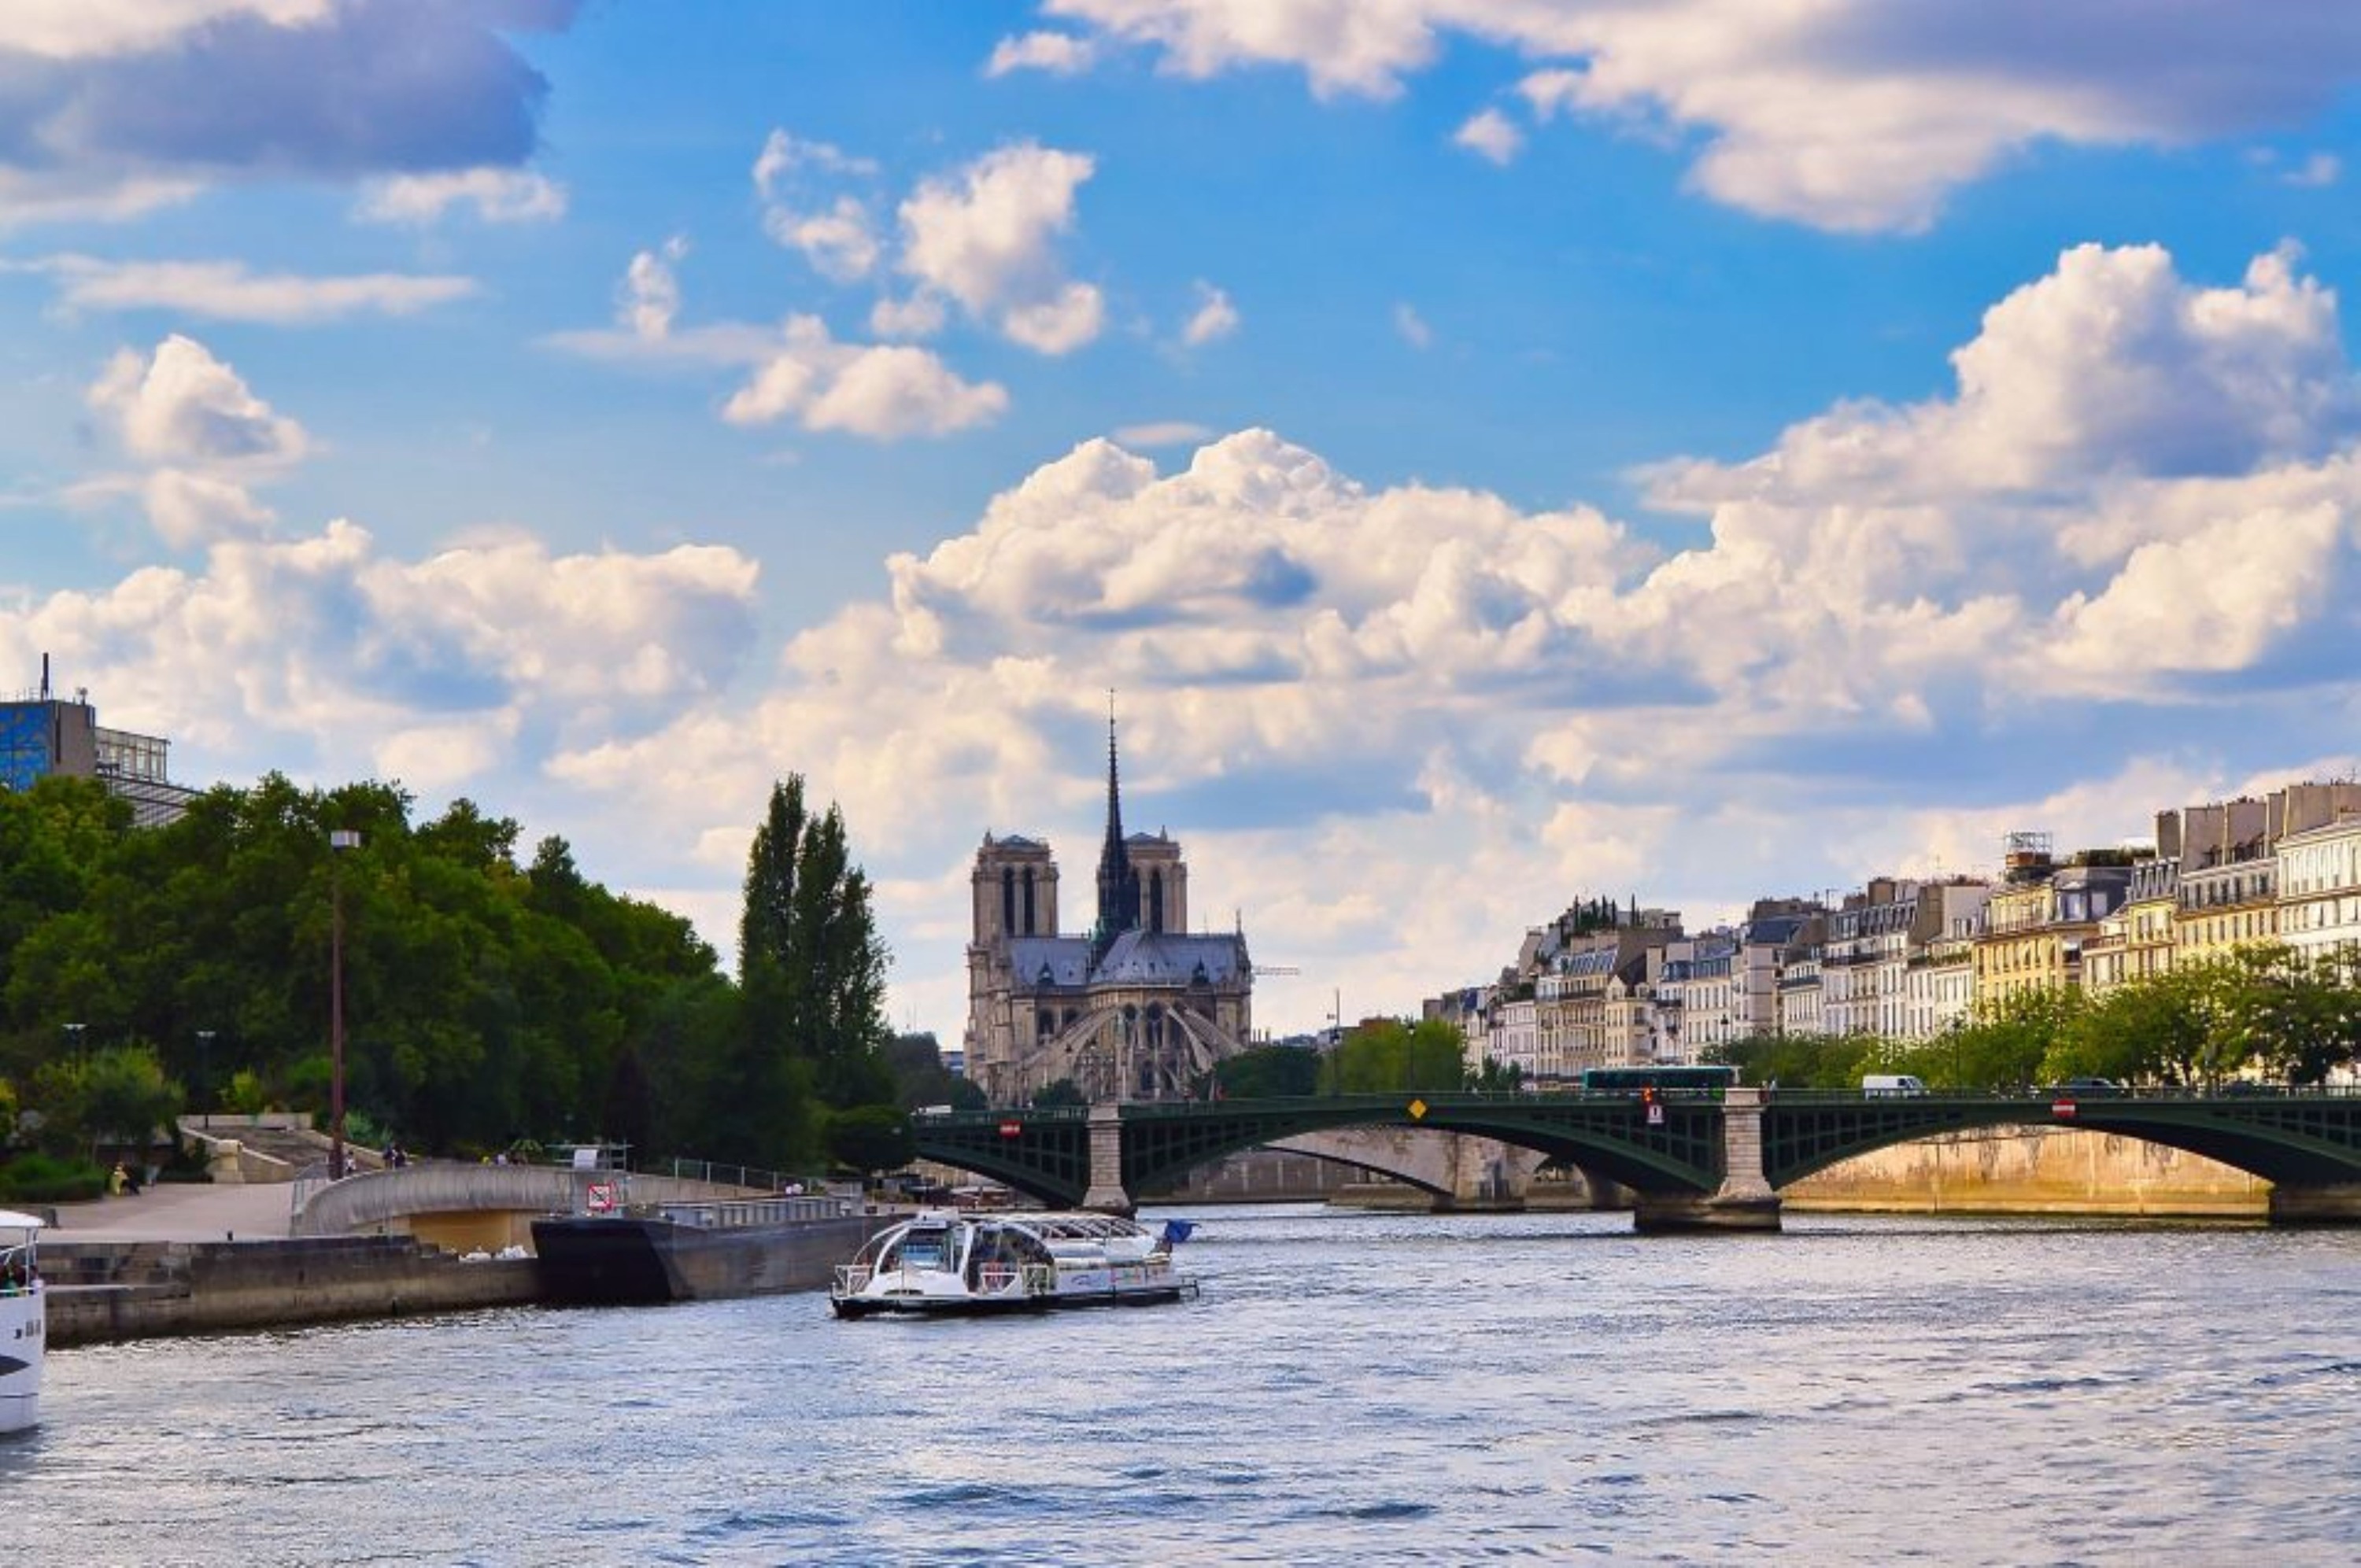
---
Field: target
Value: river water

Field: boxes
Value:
[11,1205,2361,1566]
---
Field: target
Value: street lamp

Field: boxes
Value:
[64,1022,85,1065]
[195,1030,216,1114]
[328,828,361,1179]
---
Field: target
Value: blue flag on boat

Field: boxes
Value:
[1160,1219,1197,1247]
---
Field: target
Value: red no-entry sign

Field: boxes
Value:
[998,1120,1022,1138]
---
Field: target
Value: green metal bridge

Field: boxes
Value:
[912,1087,2361,1230]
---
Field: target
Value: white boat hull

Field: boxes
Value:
[830,1210,1197,1319]
[0,1301,39,1433]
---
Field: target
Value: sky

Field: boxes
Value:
[9,2,2361,1045]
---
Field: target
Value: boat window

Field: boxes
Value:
[885,1229,951,1271]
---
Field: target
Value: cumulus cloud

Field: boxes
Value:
[722,318,1008,439]
[518,238,2361,1029]
[354,167,568,224]
[620,237,689,341]
[1180,281,1240,346]
[79,333,312,548]
[15,516,763,814]
[89,334,309,469]
[752,131,883,282]
[1034,0,2361,231]
[986,31,1100,77]
[1454,106,1523,165]
[17,256,478,323]
[0,0,576,223]
[1651,243,2359,505]
[896,142,1104,353]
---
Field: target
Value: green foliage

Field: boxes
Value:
[1320,1017,1469,1094]
[881,1032,985,1110]
[27,1042,180,1160]
[0,1151,106,1204]
[1031,1078,1086,1109]
[1707,1032,1884,1089]
[0,770,744,1167]
[219,1069,271,1116]
[825,1103,916,1177]
[713,776,896,1168]
[1214,1044,1325,1098]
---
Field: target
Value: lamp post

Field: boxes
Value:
[328,828,361,1179]
[64,1021,85,1065]
[195,1030,216,1114]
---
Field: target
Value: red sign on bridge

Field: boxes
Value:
[998,1120,1023,1138]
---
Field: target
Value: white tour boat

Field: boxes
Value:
[0,1208,45,1434]
[830,1210,1198,1319]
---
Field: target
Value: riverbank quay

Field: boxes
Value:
[42,1236,540,1347]
[35,1180,532,1347]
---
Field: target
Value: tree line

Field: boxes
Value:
[1704,943,2361,1090]
[0,769,944,1186]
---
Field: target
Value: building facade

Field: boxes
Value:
[963,724,1253,1105]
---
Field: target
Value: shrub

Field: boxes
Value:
[0,1151,107,1204]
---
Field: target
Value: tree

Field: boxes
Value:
[719,777,896,1168]
[1321,1018,1468,1093]
[1213,1044,1324,1098]
[826,1104,915,1179]
[31,1042,180,1162]
[882,1031,985,1110]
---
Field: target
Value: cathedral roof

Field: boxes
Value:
[1007,930,1247,991]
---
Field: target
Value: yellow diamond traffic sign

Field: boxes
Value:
[1408,1098,1427,1120]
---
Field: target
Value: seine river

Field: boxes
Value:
[13,1205,2361,1566]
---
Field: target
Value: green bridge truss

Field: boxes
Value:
[913,1090,2361,1209]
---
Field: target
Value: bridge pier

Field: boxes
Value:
[1632,1087,1782,1234]
[1079,1102,1132,1216]
[2267,1182,2361,1225]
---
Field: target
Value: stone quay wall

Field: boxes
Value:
[1783,1123,2270,1218]
[43,1236,541,1348]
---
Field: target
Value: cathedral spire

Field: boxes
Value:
[1094,692,1139,950]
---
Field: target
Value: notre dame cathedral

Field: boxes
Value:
[963,721,1254,1105]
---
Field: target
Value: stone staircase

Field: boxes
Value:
[179,1119,385,1181]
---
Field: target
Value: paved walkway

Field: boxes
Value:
[39,1182,297,1245]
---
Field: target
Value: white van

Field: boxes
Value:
[1862,1074,1929,1098]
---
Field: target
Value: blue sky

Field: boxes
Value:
[9,2,2361,1041]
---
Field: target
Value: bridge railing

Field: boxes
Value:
[1762,1083,2361,1103]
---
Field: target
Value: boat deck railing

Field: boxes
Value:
[653,1194,856,1229]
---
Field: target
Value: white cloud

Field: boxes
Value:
[752,131,883,282]
[1392,302,1432,349]
[986,31,1101,77]
[896,142,1104,354]
[354,168,569,225]
[620,238,689,341]
[752,131,878,194]
[19,256,478,323]
[722,317,1009,439]
[140,468,275,549]
[88,334,309,470]
[870,292,950,339]
[2283,151,2342,188]
[0,172,203,229]
[1651,243,2357,506]
[0,0,331,59]
[1454,106,1523,165]
[1180,280,1240,346]
[1113,421,1215,447]
[769,195,883,284]
[1038,0,2361,231]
